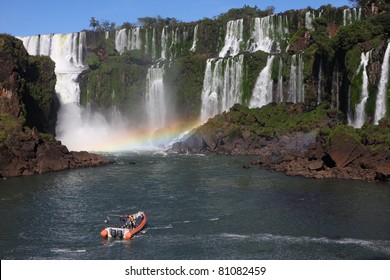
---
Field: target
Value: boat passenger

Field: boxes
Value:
[129,214,135,228]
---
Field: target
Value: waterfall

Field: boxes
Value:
[288,55,297,103]
[115,29,128,54]
[161,27,168,60]
[374,42,390,124]
[249,56,275,108]
[343,8,362,26]
[331,63,340,109]
[190,25,199,52]
[151,28,157,60]
[19,32,87,104]
[145,67,167,130]
[169,27,181,60]
[200,55,244,122]
[247,15,288,54]
[128,27,142,50]
[17,33,124,151]
[219,19,244,57]
[277,57,284,102]
[297,53,305,102]
[115,28,142,54]
[351,51,371,128]
[287,54,304,103]
[305,11,315,31]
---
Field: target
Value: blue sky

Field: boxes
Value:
[1,0,352,36]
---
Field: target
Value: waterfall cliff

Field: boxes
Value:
[374,42,390,124]
[17,5,390,151]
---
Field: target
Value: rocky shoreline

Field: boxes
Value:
[0,124,112,178]
[170,103,390,183]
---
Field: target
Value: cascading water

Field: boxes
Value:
[190,25,199,52]
[151,28,157,60]
[287,54,305,103]
[169,27,181,61]
[350,51,371,128]
[343,8,362,26]
[115,29,128,54]
[115,28,142,54]
[145,67,167,130]
[277,57,284,102]
[247,15,288,54]
[219,19,244,57]
[305,11,316,31]
[374,42,390,124]
[18,32,124,151]
[249,56,275,108]
[200,55,244,123]
[161,27,168,60]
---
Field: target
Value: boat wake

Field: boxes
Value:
[221,233,390,255]
[148,224,173,230]
[50,248,86,254]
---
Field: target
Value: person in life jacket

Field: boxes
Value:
[128,214,135,228]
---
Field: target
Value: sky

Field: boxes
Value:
[1,0,352,37]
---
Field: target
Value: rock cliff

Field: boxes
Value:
[0,34,111,177]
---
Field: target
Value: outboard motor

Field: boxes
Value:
[110,229,117,238]
[117,230,123,239]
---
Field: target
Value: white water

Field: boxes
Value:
[249,56,275,108]
[190,25,199,52]
[219,19,244,57]
[200,55,244,123]
[374,42,390,124]
[247,15,288,54]
[115,29,127,54]
[145,67,167,130]
[161,27,168,60]
[18,33,86,105]
[343,8,362,26]
[287,54,305,103]
[160,27,181,61]
[277,57,284,102]
[305,11,315,31]
[351,51,371,128]
[115,28,142,54]
[151,28,157,60]
[19,33,138,151]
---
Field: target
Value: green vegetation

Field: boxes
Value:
[0,34,57,135]
[80,2,390,128]
[164,54,208,120]
[199,102,337,139]
[0,114,21,142]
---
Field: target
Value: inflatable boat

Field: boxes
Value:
[100,211,147,240]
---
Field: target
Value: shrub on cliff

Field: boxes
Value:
[0,34,57,135]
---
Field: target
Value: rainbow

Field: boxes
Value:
[63,120,201,152]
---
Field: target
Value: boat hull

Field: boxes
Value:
[101,212,147,240]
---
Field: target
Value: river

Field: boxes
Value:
[1,152,390,259]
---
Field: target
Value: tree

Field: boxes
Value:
[121,22,136,29]
[349,0,390,11]
[100,20,116,31]
[89,17,100,31]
